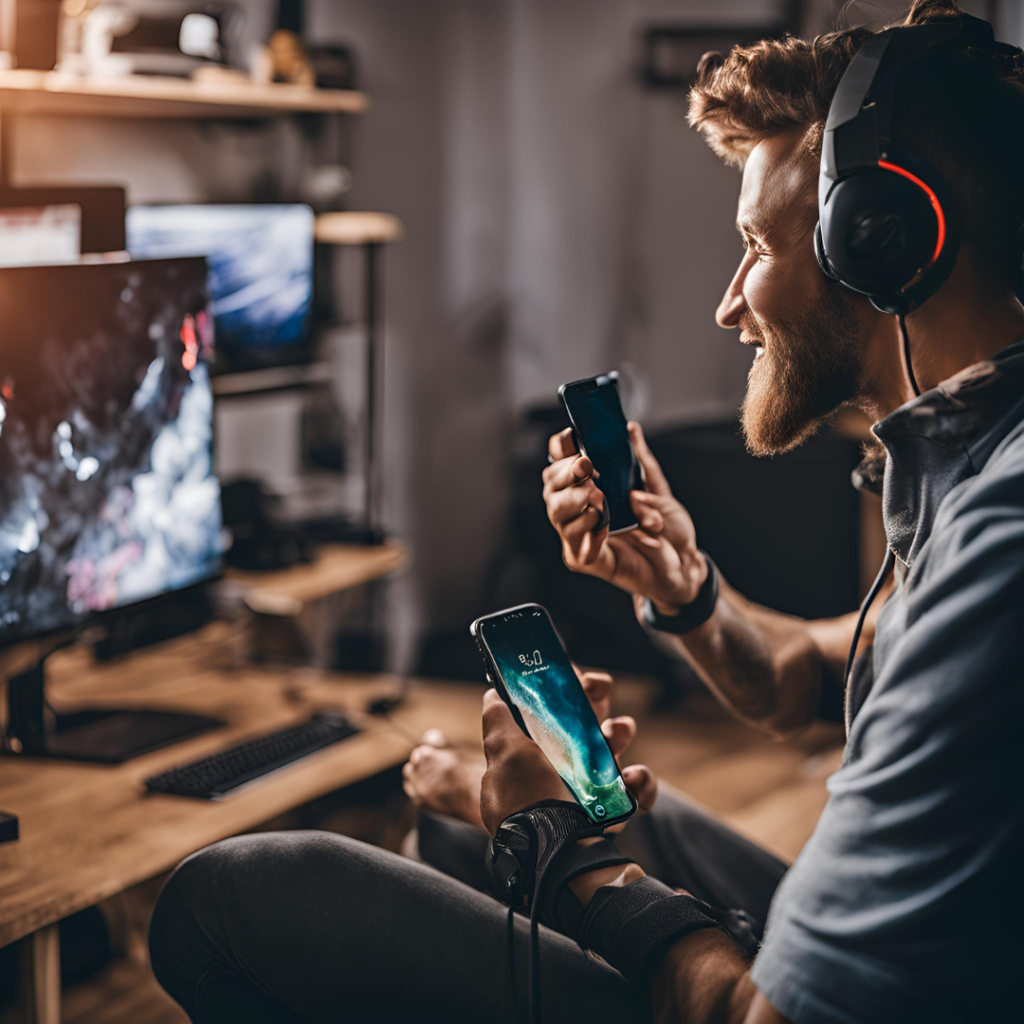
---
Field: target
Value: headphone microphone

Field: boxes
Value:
[816,12,1023,396]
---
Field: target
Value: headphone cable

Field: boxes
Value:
[898,312,921,398]
[843,548,895,695]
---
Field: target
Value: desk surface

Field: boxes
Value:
[0,626,480,949]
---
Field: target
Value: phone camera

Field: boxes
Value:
[594,805,606,818]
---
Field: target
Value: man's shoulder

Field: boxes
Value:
[925,416,1024,568]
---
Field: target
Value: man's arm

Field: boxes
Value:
[650,930,787,1024]
[544,423,874,738]
[479,695,791,1024]
[658,582,886,738]
[571,862,771,1024]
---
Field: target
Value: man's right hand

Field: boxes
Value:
[542,422,708,614]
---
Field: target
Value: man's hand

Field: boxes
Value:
[479,672,659,834]
[542,422,708,614]
[480,689,567,835]
[405,671,656,832]
[401,729,486,830]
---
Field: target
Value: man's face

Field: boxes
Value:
[716,132,866,456]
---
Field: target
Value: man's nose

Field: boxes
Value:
[716,271,747,329]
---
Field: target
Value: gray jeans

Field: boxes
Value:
[149,787,786,1022]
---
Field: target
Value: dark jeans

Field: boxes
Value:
[149,787,787,1022]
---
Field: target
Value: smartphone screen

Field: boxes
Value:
[559,372,643,533]
[473,604,636,825]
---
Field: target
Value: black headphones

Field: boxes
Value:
[816,13,1022,316]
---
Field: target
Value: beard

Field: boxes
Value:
[739,283,864,457]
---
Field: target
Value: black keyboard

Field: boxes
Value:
[144,711,361,800]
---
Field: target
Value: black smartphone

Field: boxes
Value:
[558,371,643,534]
[470,603,637,827]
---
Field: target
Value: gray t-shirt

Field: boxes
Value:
[752,343,1024,1023]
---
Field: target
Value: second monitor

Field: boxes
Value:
[126,204,315,372]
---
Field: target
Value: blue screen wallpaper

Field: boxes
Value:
[562,374,643,533]
[480,606,634,823]
[127,205,314,356]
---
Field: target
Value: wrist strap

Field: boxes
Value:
[489,801,635,939]
[579,877,727,987]
[543,837,634,939]
[642,551,719,635]
[489,802,609,909]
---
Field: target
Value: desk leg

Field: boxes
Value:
[20,924,60,1024]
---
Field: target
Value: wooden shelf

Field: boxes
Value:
[315,211,404,246]
[211,360,333,397]
[0,69,368,119]
[226,542,407,614]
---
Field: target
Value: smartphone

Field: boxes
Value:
[471,603,637,827]
[558,371,643,534]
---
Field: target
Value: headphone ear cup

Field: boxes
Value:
[819,169,943,298]
[814,222,840,281]
[848,209,910,269]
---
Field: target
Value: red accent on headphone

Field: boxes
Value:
[878,160,946,267]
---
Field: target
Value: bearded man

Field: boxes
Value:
[150,2,1024,1021]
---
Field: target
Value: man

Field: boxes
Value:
[149,2,1024,1020]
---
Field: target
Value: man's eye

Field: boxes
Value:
[741,237,768,259]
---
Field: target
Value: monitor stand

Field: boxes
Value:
[4,656,224,765]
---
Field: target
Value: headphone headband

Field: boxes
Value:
[822,16,1006,190]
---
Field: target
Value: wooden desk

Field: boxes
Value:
[0,627,476,1022]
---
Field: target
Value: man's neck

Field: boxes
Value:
[858,271,1024,423]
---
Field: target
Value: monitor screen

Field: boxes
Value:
[126,204,314,365]
[0,185,127,253]
[0,257,223,647]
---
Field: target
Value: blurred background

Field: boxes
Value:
[1,0,1014,684]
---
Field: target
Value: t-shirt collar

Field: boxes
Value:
[859,337,1024,567]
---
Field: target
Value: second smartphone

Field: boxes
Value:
[558,371,643,533]
[471,603,637,826]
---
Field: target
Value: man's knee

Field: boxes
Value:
[149,831,366,1015]
[150,835,247,1014]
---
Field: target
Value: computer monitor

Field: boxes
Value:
[0,185,127,253]
[0,257,222,645]
[126,204,315,370]
[0,257,226,761]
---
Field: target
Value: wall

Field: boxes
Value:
[307,0,787,646]
[503,0,777,426]
[305,0,513,661]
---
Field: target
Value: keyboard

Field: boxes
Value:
[144,711,361,799]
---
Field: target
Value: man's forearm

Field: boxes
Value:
[569,863,761,1024]
[651,928,757,1024]
[661,580,825,738]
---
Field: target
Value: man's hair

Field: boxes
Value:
[688,0,1024,290]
